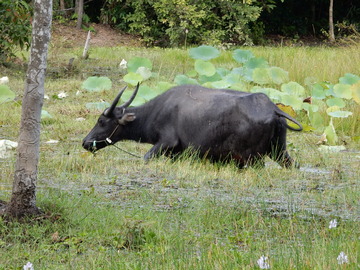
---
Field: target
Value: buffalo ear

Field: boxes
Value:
[118,113,136,125]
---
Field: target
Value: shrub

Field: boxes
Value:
[0,0,32,61]
[100,0,261,46]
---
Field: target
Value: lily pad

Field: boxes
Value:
[350,81,360,104]
[0,84,16,103]
[123,72,143,86]
[194,59,216,77]
[339,73,360,85]
[85,102,110,112]
[82,76,112,92]
[281,82,305,97]
[269,67,289,85]
[136,67,152,81]
[252,68,272,85]
[189,45,220,61]
[327,110,353,118]
[127,57,152,73]
[311,84,326,99]
[333,84,352,99]
[138,84,162,101]
[244,57,269,69]
[120,91,146,107]
[174,75,199,85]
[326,97,346,108]
[232,49,254,63]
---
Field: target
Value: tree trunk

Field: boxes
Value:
[76,0,84,29]
[1,0,53,219]
[329,0,335,42]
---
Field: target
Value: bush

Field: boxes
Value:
[100,0,261,46]
[0,0,32,61]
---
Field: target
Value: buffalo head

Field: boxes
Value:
[82,83,139,153]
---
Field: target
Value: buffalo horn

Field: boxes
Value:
[104,86,127,116]
[120,82,140,108]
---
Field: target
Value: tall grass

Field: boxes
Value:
[0,44,359,269]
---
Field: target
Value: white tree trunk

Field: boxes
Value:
[76,0,84,29]
[1,0,53,218]
[329,0,335,42]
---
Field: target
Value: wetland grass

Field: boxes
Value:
[0,44,359,269]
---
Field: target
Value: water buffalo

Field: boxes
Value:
[82,84,302,168]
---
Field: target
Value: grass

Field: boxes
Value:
[1,42,360,269]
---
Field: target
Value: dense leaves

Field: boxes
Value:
[0,0,32,61]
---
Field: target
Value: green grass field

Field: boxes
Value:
[0,43,359,269]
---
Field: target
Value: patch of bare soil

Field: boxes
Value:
[51,22,143,48]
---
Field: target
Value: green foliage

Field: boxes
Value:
[0,84,15,103]
[97,45,359,146]
[101,0,261,46]
[0,0,32,61]
[82,76,112,92]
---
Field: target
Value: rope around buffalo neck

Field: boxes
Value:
[92,124,142,158]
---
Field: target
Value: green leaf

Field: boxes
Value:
[41,110,53,119]
[120,91,146,107]
[138,84,162,101]
[269,67,289,85]
[280,94,303,110]
[333,84,352,99]
[350,81,360,104]
[157,81,175,92]
[232,49,254,63]
[82,76,112,92]
[194,59,216,77]
[127,57,152,73]
[324,118,338,145]
[326,97,346,108]
[174,75,199,85]
[251,87,283,101]
[85,102,110,112]
[123,72,143,86]
[281,82,305,97]
[216,68,230,78]
[199,73,222,84]
[189,45,220,61]
[308,110,325,130]
[252,68,271,85]
[302,103,319,112]
[311,84,326,99]
[211,80,231,89]
[136,67,152,81]
[0,84,16,103]
[339,73,360,85]
[327,110,353,118]
[244,57,269,69]
[186,69,198,78]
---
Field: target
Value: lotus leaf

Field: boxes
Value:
[281,82,305,97]
[333,84,352,99]
[350,81,360,104]
[123,72,143,86]
[269,67,289,85]
[189,45,220,61]
[136,67,152,81]
[127,57,152,73]
[244,57,269,69]
[252,68,272,85]
[0,85,16,103]
[339,73,360,85]
[174,75,199,85]
[82,76,112,92]
[281,94,303,110]
[326,97,346,108]
[85,102,110,112]
[311,84,326,99]
[138,85,162,101]
[211,80,231,89]
[324,118,338,145]
[41,110,53,119]
[194,59,216,77]
[232,49,254,63]
[120,91,146,107]
[327,110,353,118]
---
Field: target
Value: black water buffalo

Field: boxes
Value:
[82,84,302,168]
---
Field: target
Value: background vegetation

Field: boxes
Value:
[1,40,359,268]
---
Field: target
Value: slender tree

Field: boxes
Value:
[0,0,53,218]
[76,0,84,29]
[329,0,335,42]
